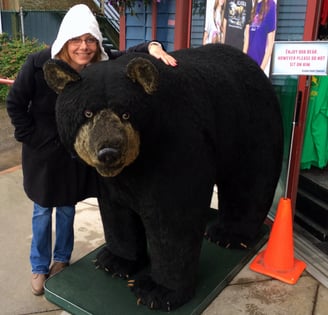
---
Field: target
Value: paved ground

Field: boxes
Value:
[1,166,328,315]
[0,166,105,315]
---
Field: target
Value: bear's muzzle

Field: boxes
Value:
[74,109,140,177]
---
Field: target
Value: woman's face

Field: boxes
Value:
[66,33,99,71]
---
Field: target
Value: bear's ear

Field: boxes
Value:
[126,57,159,94]
[43,59,81,94]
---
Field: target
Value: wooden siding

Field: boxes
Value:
[125,1,176,52]
[190,5,205,48]
[1,9,118,48]
[23,11,63,44]
[1,11,64,44]
[276,0,307,41]
[272,0,307,86]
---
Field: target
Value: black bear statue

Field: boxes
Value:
[44,43,283,311]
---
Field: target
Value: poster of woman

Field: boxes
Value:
[203,0,226,44]
[203,0,277,76]
[247,0,277,74]
[222,0,253,52]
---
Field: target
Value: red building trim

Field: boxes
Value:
[119,3,157,48]
[151,1,157,40]
[287,0,322,209]
[174,0,192,49]
[119,13,126,50]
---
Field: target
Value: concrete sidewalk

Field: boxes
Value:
[0,166,105,315]
[1,166,328,315]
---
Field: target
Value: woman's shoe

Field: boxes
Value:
[49,261,69,277]
[31,273,47,295]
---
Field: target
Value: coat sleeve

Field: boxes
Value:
[106,41,164,59]
[6,54,37,143]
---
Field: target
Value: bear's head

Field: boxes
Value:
[44,56,160,177]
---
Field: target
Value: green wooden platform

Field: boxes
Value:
[45,226,268,315]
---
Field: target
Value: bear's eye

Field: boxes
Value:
[122,112,130,120]
[84,110,93,119]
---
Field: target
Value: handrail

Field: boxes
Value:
[0,78,14,86]
[93,0,120,32]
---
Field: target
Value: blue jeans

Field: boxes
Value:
[30,203,75,274]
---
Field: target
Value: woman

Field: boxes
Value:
[203,0,226,44]
[222,0,253,53]
[247,0,276,71]
[6,4,176,296]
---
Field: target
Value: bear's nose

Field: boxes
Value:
[97,147,119,163]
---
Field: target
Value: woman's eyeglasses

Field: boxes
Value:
[68,37,98,46]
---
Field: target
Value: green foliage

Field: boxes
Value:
[0,33,47,102]
[106,0,157,15]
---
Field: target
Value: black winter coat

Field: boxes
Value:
[6,43,151,207]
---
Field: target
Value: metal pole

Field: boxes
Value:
[284,89,302,199]
[19,6,24,44]
[0,7,2,33]
[100,0,105,14]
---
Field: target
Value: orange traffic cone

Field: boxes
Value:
[250,197,306,284]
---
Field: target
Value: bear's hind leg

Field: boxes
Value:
[205,178,276,249]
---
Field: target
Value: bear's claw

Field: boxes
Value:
[204,230,250,249]
[129,275,194,312]
[94,247,145,279]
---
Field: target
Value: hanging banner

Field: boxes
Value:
[271,41,328,76]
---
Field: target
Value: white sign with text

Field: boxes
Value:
[271,41,328,76]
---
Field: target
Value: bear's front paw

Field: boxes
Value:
[94,247,146,279]
[128,275,194,312]
[204,224,250,249]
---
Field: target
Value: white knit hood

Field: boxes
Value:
[51,4,108,61]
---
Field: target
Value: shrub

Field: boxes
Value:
[0,33,47,102]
